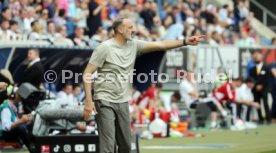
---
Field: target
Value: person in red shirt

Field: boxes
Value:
[137,83,165,122]
[138,83,162,110]
[213,77,259,107]
[213,78,260,124]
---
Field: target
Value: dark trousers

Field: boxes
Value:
[2,125,32,148]
[271,89,276,119]
[250,91,270,123]
[190,101,217,112]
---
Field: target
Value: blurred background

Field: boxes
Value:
[0,0,276,153]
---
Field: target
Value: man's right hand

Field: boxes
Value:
[256,85,263,91]
[20,114,32,124]
[83,101,97,121]
[252,102,260,109]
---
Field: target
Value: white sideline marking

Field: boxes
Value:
[141,145,230,149]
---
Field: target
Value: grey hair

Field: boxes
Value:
[112,17,126,34]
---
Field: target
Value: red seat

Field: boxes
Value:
[0,140,22,148]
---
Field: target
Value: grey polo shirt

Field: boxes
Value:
[89,38,146,103]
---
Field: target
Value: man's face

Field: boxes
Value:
[253,52,263,63]
[247,82,255,89]
[233,80,242,88]
[3,8,12,20]
[27,50,38,61]
[11,24,19,32]
[20,10,27,18]
[1,21,9,30]
[75,27,84,38]
[121,19,135,40]
[42,9,49,19]
[48,23,55,33]
[60,26,67,37]
[64,85,73,94]
[73,87,81,96]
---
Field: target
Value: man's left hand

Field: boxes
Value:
[186,35,205,46]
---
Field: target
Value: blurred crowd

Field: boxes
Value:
[0,0,275,48]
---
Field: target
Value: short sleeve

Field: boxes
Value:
[89,45,107,68]
[134,39,147,55]
[180,81,193,94]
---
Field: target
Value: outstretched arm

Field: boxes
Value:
[140,35,205,54]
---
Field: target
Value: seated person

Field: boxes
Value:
[57,83,77,106]
[0,85,35,153]
[179,71,227,128]
[213,77,260,125]
[170,91,182,123]
[236,78,256,121]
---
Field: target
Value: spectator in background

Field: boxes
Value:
[87,0,107,37]
[73,84,83,103]
[73,0,89,29]
[169,91,182,123]
[236,30,255,46]
[162,14,184,40]
[179,71,227,128]
[249,51,271,124]
[0,19,13,40]
[71,26,89,47]
[45,20,57,42]
[106,0,120,22]
[55,0,69,16]
[90,27,109,48]
[213,77,260,125]
[9,20,21,40]
[139,0,156,32]
[13,8,27,34]
[9,0,21,17]
[218,4,229,23]
[0,7,12,22]
[201,4,216,25]
[68,0,77,18]
[138,83,164,110]
[0,86,35,153]
[28,20,46,40]
[53,25,74,46]
[57,83,77,106]
[21,48,44,89]
[23,6,35,33]
[38,8,49,33]
[53,9,67,27]
[31,0,43,14]
[20,0,30,9]
[45,0,55,18]
[235,78,256,122]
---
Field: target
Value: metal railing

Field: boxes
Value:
[250,0,276,31]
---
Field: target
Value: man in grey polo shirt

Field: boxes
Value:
[83,17,203,153]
